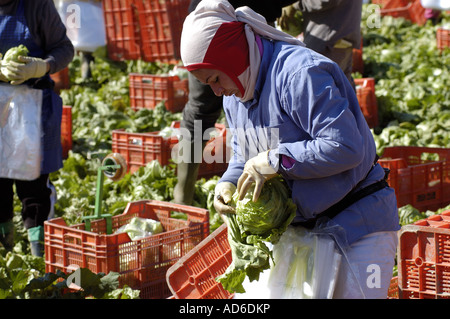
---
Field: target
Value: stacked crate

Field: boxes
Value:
[102,0,190,63]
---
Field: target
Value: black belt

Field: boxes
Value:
[293,157,390,229]
[26,76,55,90]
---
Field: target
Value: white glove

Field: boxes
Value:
[0,53,9,82]
[237,150,278,202]
[6,55,49,85]
[214,181,236,215]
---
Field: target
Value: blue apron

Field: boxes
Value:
[0,0,63,175]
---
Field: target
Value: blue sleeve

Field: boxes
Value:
[218,100,245,186]
[274,64,365,180]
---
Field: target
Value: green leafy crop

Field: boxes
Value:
[216,178,296,293]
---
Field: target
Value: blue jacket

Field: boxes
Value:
[219,38,400,245]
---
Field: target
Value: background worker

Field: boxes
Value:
[0,0,74,256]
[53,0,107,80]
[277,0,363,89]
[173,0,297,205]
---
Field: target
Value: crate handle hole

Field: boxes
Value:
[415,257,424,267]
[130,138,142,145]
[189,275,197,286]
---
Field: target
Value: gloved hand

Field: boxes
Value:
[214,181,236,215]
[0,53,9,82]
[277,4,303,37]
[6,55,49,85]
[237,150,278,202]
[277,4,298,31]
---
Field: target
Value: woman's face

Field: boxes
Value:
[191,68,242,98]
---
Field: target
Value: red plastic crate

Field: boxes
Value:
[166,223,233,299]
[111,121,230,178]
[406,0,427,25]
[371,0,393,6]
[135,0,190,63]
[61,105,72,159]
[437,28,450,52]
[354,78,378,128]
[44,200,209,299]
[50,67,70,94]
[102,0,141,61]
[380,146,450,211]
[397,210,450,299]
[129,73,189,113]
[111,129,176,174]
[380,0,427,25]
[388,276,399,299]
[352,41,364,75]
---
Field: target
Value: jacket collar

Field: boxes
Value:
[242,38,274,109]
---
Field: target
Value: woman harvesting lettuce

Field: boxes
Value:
[0,0,74,256]
[180,0,400,298]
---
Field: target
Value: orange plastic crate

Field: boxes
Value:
[437,28,450,52]
[135,0,190,63]
[354,78,378,128]
[50,67,70,94]
[61,105,72,159]
[380,0,426,25]
[102,0,141,61]
[129,73,189,113]
[371,0,393,6]
[397,210,450,299]
[406,0,427,25]
[352,41,364,75]
[111,121,230,178]
[111,129,176,174]
[380,146,450,212]
[388,276,399,299]
[44,200,209,299]
[166,223,233,299]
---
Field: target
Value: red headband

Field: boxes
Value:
[186,21,249,96]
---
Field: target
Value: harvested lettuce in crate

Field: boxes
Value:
[116,217,163,241]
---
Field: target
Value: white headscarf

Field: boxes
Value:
[180,0,304,102]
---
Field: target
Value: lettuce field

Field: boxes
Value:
[1,5,449,298]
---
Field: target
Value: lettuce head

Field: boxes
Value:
[216,178,297,293]
[1,45,29,80]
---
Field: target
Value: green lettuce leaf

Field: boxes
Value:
[216,178,296,293]
[1,45,29,80]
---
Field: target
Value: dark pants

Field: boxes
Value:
[0,174,52,229]
[180,72,223,137]
[173,73,223,205]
